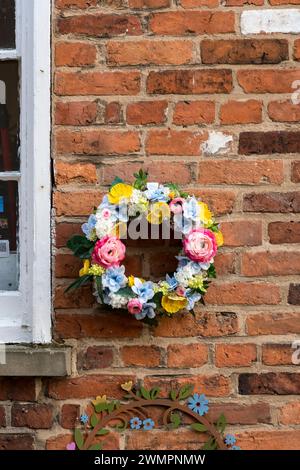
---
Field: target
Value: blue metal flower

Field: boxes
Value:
[188,393,209,416]
[80,414,89,425]
[102,266,127,293]
[231,446,241,450]
[144,183,169,202]
[143,418,155,431]
[132,279,154,302]
[81,214,97,240]
[225,434,236,446]
[130,417,142,430]
[135,302,156,321]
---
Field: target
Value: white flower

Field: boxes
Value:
[128,189,149,216]
[107,293,128,309]
[95,219,115,239]
[174,262,202,287]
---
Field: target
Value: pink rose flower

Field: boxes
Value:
[169,197,185,214]
[127,298,143,315]
[183,228,217,263]
[92,235,126,268]
[176,286,186,297]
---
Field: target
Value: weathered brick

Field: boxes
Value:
[147,70,233,94]
[201,39,288,64]
[0,407,6,427]
[55,254,81,278]
[237,69,300,93]
[173,101,215,126]
[144,374,231,397]
[241,251,300,276]
[239,373,300,395]
[77,346,114,370]
[247,312,300,336]
[208,402,271,425]
[225,0,263,4]
[54,191,102,217]
[11,404,53,430]
[214,252,236,276]
[167,344,208,367]
[56,0,97,8]
[55,101,97,126]
[55,284,94,309]
[121,346,161,367]
[0,379,36,401]
[129,0,170,7]
[46,432,119,450]
[146,130,207,156]
[262,344,294,366]
[0,434,34,450]
[220,221,262,247]
[57,14,142,37]
[206,282,281,305]
[55,42,97,67]
[239,131,300,155]
[60,404,80,429]
[215,343,257,367]
[126,101,167,125]
[191,189,236,215]
[288,284,300,305]
[243,192,300,213]
[279,402,300,424]
[149,12,235,35]
[295,38,300,60]
[237,430,300,451]
[269,221,300,244]
[104,102,122,124]
[220,100,262,125]
[268,100,300,122]
[127,428,206,450]
[292,161,300,183]
[180,0,218,6]
[55,161,97,185]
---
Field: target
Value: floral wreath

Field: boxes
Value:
[67,170,223,323]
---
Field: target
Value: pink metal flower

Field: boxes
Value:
[169,197,185,214]
[66,442,76,451]
[127,298,143,315]
[92,235,126,268]
[183,228,217,263]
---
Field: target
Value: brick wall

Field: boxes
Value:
[1,0,300,450]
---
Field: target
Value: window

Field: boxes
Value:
[0,0,51,343]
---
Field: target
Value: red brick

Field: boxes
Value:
[55,42,96,67]
[243,192,300,213]
[198,160,283,185]
[237,430,300,450]
[225,0,263,4]
[146,130,207,156]
[55,312,143,339]
[57,14,142,37]
[55,101,97,126]
[241,251,300,276]
[214,252,236,276]
[56,223,82,248]
[55,254,81,279]
[0,379,36,401]
[0,434,34,450]
[268,100,300,122]
[147,69,233,94]
[270,0,300,3]
[154,311,238,337]
[207,402,271,425]
[215,343,257,367]
[167,343,208,367]
[46,432,119,450]
[54,284,94,309]
[269,221,300,244]
[288,283,300,305]
[127,429,207,450]
[279,402,300,424]
[55,161,97,185]
[56,0,97,8]
[11,404,53,430]
[56,129,140,155]
[149,250,179,278]
[144,374,231,397]
[0,407,6,427]
[206,282,281,305]
[247,312,300,336]
[121,346,161,367]
[173,101,215,126]
[77,346,114,370]
[180,0,218,7]
[220,221,262,247]
[239,373,300,395]
[54,191,103,216]
[149,12,235,35]
[239,131,300,155]
[47,374,135,399]
[107,40,193,66]
[191,189,236,215]
[129,0,170,7]
[292,161,300,183]
[295,39,300,60]
[60,404,80,429]
[201,39,288,64]
[220,100,262,125]
[262,344,294,366]
[55,71,141,96]
[237,69,300,93]
[105,102,122,124]
[126,101,167,125]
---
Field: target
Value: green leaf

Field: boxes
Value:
[203,437,217,451]
[191,423,207,432]
[178,384,194,400]
[90,414,98,428]
[96,428,109,436]
[207,264,217,279]
[74,428,84,450]
[88,443,102,451]
[114,420,128,432]
[170,390,178,401]
[170,412,181,429]
[67,235,94,259]
[150,387,160,400]
[110,176,124,188]
[117,287,135,298]
[133,169,148,190]
[94,402,108,413]
[65,274,93,293]
[216,413,226,433]
[95,276,104,303]
[140,387,151,400]
[106,402,115,413]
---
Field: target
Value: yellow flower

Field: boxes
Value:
[162,294,188,314]
[215,231,224,247]
[108,183,133,205]
[147,202,170,225]
[128,275,135,287]
[169,191,176,200]
[88,264,105,276]
[111,221,127,238]
[121,381,133,392]
[198,202,213,226]
[79,259,90,277]
[92,395,107,406]
[188,274,205,290]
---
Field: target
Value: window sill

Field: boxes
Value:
[0,344,72,377]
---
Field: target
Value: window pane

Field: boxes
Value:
[0,60,19,171]
[0,180,18,291]
[0,0,15,49]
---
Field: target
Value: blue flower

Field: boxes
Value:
[174,214,193,235]
[231,446,241,451]
[98,195,128,222]
[135,302,156,321]
[166,274,178,291]
[143,418,155,431]
[225,434,236,446]
[82,214,97,240]
[188,393,209,416]
[132,279,154,302]
[144,183,169,202]
[130,417,142,430]
[80,414,89,425]
[186,290,201,310]
[183,197,200,222]
[102,266,127,293]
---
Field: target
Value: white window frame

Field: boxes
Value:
[0,0,51,343]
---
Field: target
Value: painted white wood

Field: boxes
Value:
[0,50,18,60]
[0,0,51,344]
[241,9,300,34]
[0,81,5,104]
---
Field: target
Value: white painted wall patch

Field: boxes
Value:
[201,131,233,155]
[241,9,300,35]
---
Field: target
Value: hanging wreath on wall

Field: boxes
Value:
[67,170,223,324]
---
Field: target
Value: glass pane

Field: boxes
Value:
[0,180,18,291]
[0,0,15,49]
[0,60,19,171]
